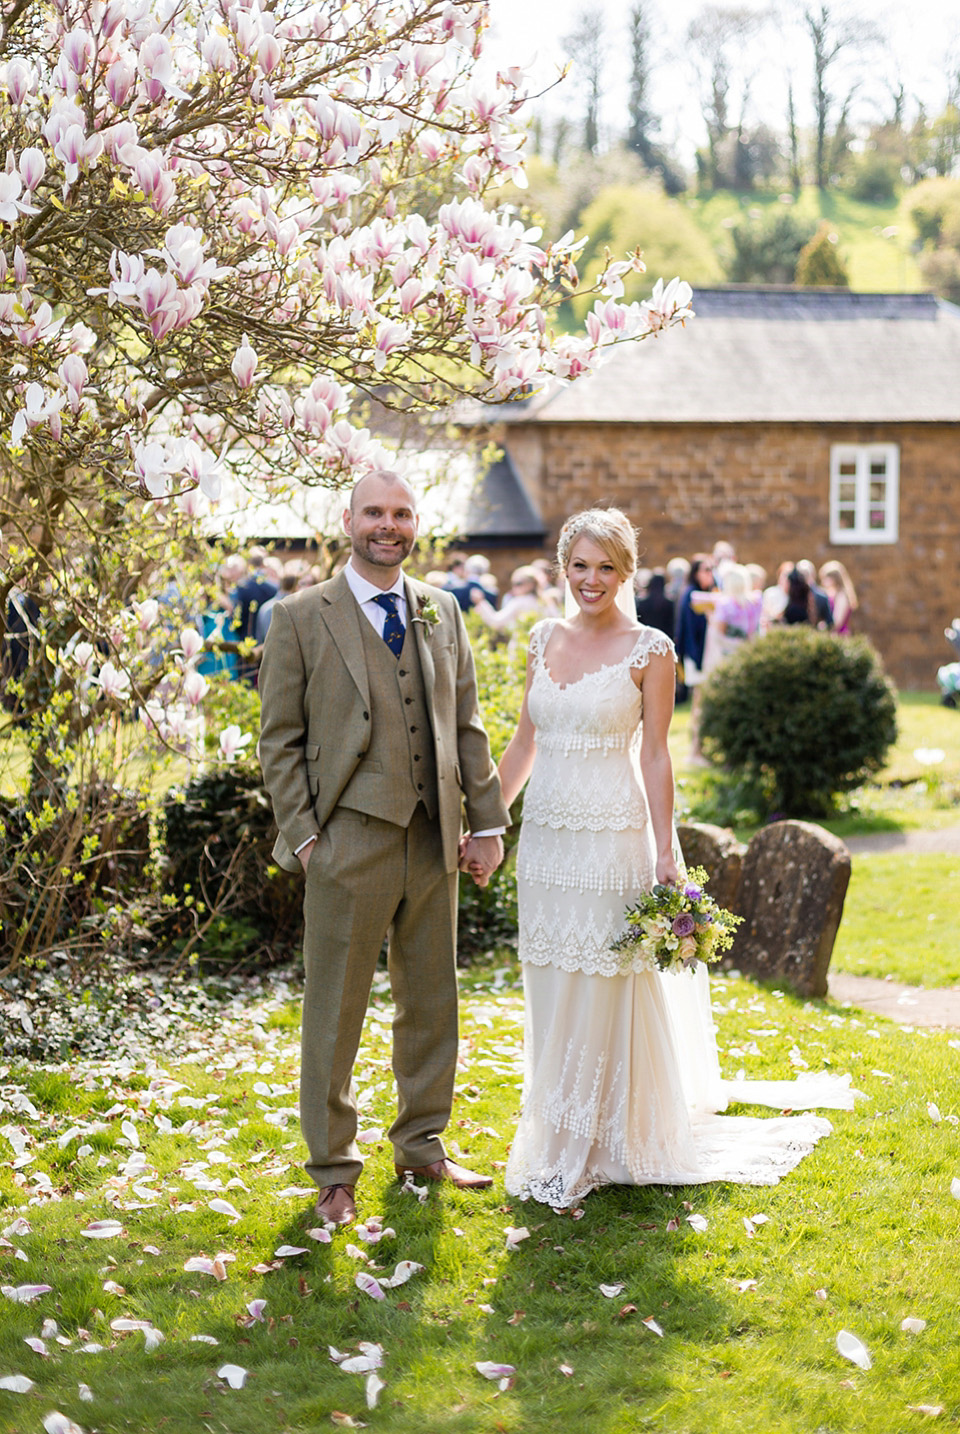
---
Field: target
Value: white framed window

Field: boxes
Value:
[829,443,899,545]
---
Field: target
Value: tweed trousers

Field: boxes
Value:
[300,802,458,1189]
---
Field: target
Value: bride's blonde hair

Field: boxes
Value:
[556,508,638,582]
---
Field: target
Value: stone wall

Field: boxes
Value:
[484,418,960,690]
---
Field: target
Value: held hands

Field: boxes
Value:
[458,833,504,888]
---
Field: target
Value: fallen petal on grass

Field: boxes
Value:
[306,1227,333,1244]
[77,1385,93,1403]
[599,1283,626,1298]
[0,1374,34,1393]
[505,1225,530,1250]
[686,1214,708,1233]
[365,1372,385,1408]
[901,1317,927,1333]
[274,1245,309,1258]
[80,1221,124,1239]
[354,1272,385,1300]
[218,1363,248,1389]
[907,1406,945,1418]
[208,1199,242,1222]
[836,1329,872,1370]
[379,1261,424,1289]
[642,1316,664,1337]
[42,1415,86,1434]
[2,1284,53,1303]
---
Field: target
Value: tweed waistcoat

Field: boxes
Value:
[336,612,439,825]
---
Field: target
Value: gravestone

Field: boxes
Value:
[677,821,746,914]
[733,820,851,998]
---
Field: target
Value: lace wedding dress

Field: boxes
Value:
[505,619,858,1208]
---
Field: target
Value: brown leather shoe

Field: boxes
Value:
[315,1183,357,1226]
[394,1158,492,1190]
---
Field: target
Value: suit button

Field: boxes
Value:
[404,697,412,705]
[363,711,369,720]
[417,783,424,791]
[398,669,407,676]
[410,725,417,733]
[413,753,420,761]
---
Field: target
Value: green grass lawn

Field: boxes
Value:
[831,854,960,987]
[2,969,960,1434]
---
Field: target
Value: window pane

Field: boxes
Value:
[838,509,856,530]
[839,461,857,476]
[869,459,887,476]
[869,508,887,529]
[870,480,887,503]
[838,482,857,503]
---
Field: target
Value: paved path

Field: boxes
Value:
[842,824,960,856]
[829,823,960,1028]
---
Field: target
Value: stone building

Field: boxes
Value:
[463,287,960,689]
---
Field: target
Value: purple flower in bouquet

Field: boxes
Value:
[672,912,696,937]
[684,884,702,901]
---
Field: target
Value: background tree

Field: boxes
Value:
[723,207,818,282]
[688,4,765,191]
[625,2,685,194]
[804,3,878,188]
[562,6,607,156]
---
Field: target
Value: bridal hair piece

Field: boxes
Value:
[556,508,638,581]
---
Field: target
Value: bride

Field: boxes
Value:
[485,508,857,1208]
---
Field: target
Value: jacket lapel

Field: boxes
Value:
[405,577,436,711]
[319,570,370,706]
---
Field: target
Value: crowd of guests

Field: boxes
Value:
[654,541,860,761]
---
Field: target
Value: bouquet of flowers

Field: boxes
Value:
[612,865,742,974]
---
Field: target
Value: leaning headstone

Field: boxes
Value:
[733,821,851,998]
[677,821,746,914]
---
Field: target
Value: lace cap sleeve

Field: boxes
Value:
[629,625,677,671]
[528,618,557,667]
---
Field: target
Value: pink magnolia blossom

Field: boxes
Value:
[218,724,252,762]
[180,627,204,661]
[106,55,137,108]
[132,598,160,632]
[4,59,34,107]
[96,661,132,701]
[183,669,209,706]
[58,353,88,412]
[18,148,46,193]
[231,334,257,388]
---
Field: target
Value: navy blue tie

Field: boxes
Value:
[372,592,405,657]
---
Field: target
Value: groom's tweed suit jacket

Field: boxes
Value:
[258,568,508,874]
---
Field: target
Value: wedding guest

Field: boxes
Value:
[635,568,675,639]
[762,561,793,629]
[796,559,833,629]
[472,565,544,633]
[665,556,690,606]
[703,563,761,672]
[675,554,716,761]
[819,560,858,634]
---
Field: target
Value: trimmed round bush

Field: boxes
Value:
[699,629,898,816]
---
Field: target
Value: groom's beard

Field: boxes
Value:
[350,530,415,569]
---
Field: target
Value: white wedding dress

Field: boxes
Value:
[505,619,858,1208]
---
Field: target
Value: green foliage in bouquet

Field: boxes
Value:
[699,628,898,817]
[613,865,741,973]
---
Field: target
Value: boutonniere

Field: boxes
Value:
[413,595,441,631]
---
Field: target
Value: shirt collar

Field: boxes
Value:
[344,559,406,608]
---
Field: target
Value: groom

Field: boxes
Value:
[258,470,509,1227]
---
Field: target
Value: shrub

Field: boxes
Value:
[699,629,898,817]
[723,208,818,284]
[0,781,151,973]
[158,764,302,970]
[795,225,850,287]
[848,152,900,204]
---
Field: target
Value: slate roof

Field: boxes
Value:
[458,449,546,542]
[488,287,960,425]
